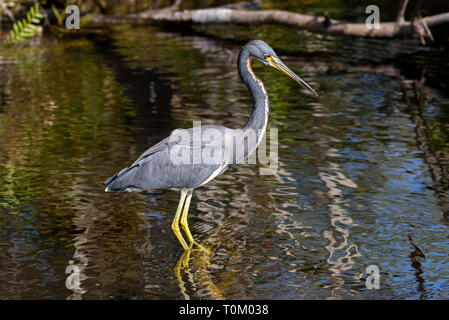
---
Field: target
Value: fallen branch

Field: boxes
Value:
[86,4,449,40]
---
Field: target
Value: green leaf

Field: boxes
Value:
[52,5,63,26]
[8,30,15,41]
[80,14,92,27]
[24,26,35,33]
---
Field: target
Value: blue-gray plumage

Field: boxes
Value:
[104,40,317,251]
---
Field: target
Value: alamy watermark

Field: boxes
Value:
[365,5,380,30]
[168,121,278,175]
[365,265,380,290]
[65,5,80,30]
[65,260,81,290]
[62,5,381,31]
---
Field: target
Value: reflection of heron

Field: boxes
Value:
[104,40,317,251]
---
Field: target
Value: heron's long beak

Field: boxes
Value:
[267,57,317,96]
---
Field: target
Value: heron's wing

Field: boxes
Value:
[104,126,231,191]
[104,129,194,186]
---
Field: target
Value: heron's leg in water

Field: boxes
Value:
[180,189,195,248]
[174,250,192,300]
[180,189,211,253]
[171,189,189,251]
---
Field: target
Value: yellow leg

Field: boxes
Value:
[180,189,195,248]
[171,190,189,251]
[179,190,211,253]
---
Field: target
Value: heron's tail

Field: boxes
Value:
[104,163,147,193]
[104,167,132,192]
[104,177,122,193]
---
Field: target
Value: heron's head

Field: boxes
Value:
[246,40,317,96]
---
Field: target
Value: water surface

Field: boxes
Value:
[0,26,449,299]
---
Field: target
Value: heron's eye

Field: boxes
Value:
[264,54,271,59]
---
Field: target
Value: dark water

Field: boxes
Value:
[1,25,449,299]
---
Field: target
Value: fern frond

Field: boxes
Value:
[6,3,43,44]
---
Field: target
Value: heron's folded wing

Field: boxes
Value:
[104,127,230,190]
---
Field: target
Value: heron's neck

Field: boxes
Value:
[238,51,269,137]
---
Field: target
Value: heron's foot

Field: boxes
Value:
[190,251,211,267]
[190,241,212,255]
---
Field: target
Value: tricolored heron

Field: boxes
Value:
[104,40,317,251]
